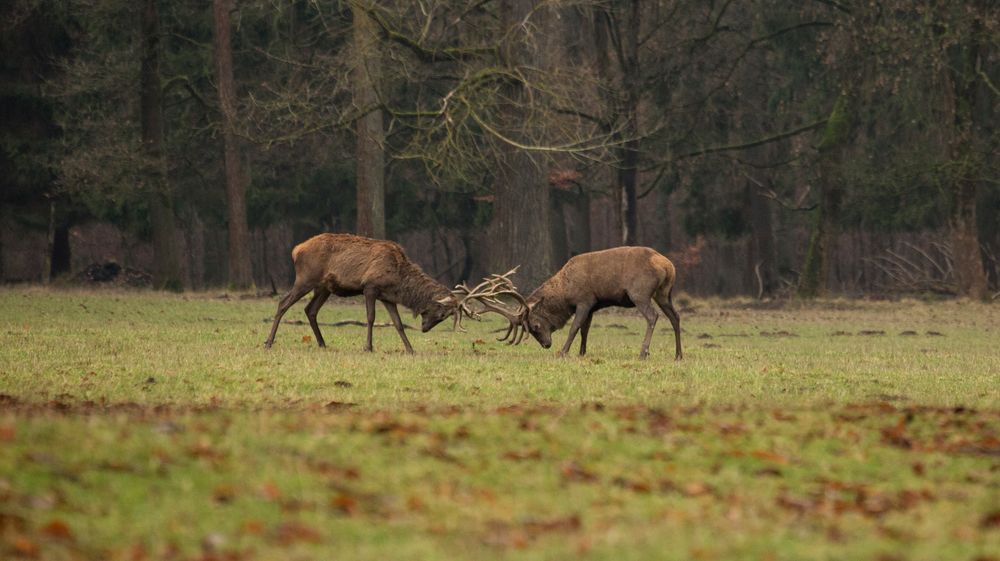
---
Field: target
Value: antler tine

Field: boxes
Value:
[450,266,529,343]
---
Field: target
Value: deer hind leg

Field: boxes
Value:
[265,281,314,348]
[363,288,377,352]
[655,288,682,361]
[630,293,659,360]
[578,310,594,356]
[382,301,414,354]
[304,287,331,347]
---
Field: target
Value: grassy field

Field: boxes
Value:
[1,287,998,560]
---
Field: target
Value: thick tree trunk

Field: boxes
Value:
[212,0,254,290]
[140,0,182,291]
[352,5,385,239]
[799,92,850,298]
[945,13,989,300]
[487,0,551,290]
[951,180,988,300]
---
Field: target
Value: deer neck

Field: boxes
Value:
[396,263,450,314]
[529,281,574,331]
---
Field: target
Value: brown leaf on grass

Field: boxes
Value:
[273,521,322,546]
[0,513,28,532]
[772,410,797,422]
[188,439,227,461]
[612,477,652,494]
[483,515,581,549]
[682,482,713,497]
[0,425,15,442]
[751,450,790,465]
[40,519,73,540]
[330,493,359,516]
[982,510,1000,530]
[240,520,264,535]
[560,461,599,483]
[10,535,38,558]
[213,484,237,503]
[259,482,282,501]
[301,335,312,343]
[880,416,913,449]
[306,460,360,480]
[502,448,542,461]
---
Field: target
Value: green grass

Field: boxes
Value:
[1,288,998,560]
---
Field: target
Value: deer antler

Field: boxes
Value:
[451,267,530,343]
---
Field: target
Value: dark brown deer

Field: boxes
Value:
[264,233,468,353]
[473,247,682,360]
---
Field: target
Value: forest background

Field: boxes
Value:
[1,0,997,299]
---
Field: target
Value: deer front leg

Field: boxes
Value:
[382,301,414,354]
[265,281,313,348]
[363,288,377,352]
[578,310,594,356]
[558,303,593,357]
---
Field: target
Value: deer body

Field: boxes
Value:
[522,247,682,360]
[264,233,456,353]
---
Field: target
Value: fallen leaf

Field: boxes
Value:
[302,335,312,343]
[331,493,359,516]
[560,461,599,483]
[751,450,790,465]
[213,484,237,503]
[260,482,282,501]
[10,535,38,558]
[982,510,1000,530]
[41,519,73,541]
[273,521,322,545]
[502,448,542,461]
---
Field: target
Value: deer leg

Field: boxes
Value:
[578,310,594,356]
[558,303,593,357]
[363,288,377,352]
[304,287,331,347]
[634,298,659,360]
[382,301,414,354]
[655,291,683,361]
[264,282,313,348]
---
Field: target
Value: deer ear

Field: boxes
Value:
[529,297,542,312]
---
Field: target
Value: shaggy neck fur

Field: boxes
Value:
[528,278,574,330]
[396,260,451,314]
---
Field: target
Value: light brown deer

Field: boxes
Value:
[472,247,682,360]
[264,233,467,353]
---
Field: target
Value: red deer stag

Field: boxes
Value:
[264,233,469,353]
[472,247,682,360]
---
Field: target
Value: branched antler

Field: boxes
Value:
[450,266,530,343]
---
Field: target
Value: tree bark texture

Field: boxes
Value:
[798,92,850,297]
[945,11,989,299]
[487,0,552,290]
[213,0,254,290]
[352,4,385,239]
[141,0,183,291]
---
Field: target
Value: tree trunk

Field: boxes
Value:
[140,0,182,291]
[945,11,989,300]
[798,92,851,298]
[487,0,551,290]
[212,0,254,290]
[352,4,385,239]
[615,1,641,246]
[951,179,988,299]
